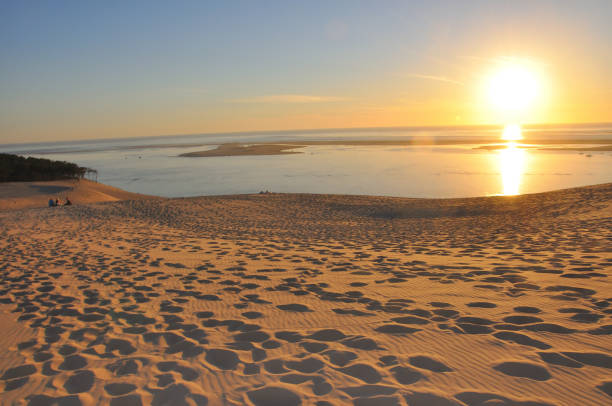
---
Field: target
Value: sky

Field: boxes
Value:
[1,0,611,143]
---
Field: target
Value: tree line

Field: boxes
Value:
[0,153,91,182]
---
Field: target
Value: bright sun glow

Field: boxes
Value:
[487,63,541,112]
[501,123,523,141]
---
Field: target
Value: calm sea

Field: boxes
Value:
[2,124,611,198]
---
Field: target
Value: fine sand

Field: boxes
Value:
[0,182,611,405]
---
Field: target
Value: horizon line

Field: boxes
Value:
[2,121,611,148]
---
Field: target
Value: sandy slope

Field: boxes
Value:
[0,179,157,210]
[0,183,611,406]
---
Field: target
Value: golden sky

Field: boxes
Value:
[1,1,610,143]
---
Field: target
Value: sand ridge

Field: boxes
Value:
[0,179,158,211]
[0,183,611,405]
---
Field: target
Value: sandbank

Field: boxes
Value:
[180,139,612,157]
[180,143,306,157]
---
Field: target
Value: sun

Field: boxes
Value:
[487,62,541,113]
[501,123,522,141]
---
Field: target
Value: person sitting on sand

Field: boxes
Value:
[48,198,55,207]
[64,198,72,206]
[55,198,60,206]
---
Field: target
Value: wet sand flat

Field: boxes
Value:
[0,183,611,405]
[180,143,306,158]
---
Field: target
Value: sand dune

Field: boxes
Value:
[0,183,610,405]
[0,179,157,211]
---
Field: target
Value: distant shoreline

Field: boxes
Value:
[180,143,306,157]
[3,121,611,149]
[178,139,612,158]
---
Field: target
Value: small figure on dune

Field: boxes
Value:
[47,197,72,207]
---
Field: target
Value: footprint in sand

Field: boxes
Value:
[205,348,240,370]
[1,364,36,381]
[308,329,346,342]
[110,394,144,406]
[340,385,399,405]
[537,352,583,368]
[598,381,612,398]
[375,324,421,334]
[493,331,551,350]
[26,394,82,406]
[404,391,462,406]
[378,355,398,367]
[561,352,612,369]
[300,341,328,353]
[275,331,304,343]
[264,359,289,374]
[514,306,541,313]
[59,355,88,371]
[324,350,358,367]
[156,361,199,381]
[502,315,543,324]
[466,302,497,309]
[242,311,263,319]
[147,383,207,406]
[409,356,453,373]
[246,386,301,406]
[455,391,553,406]
[391,316,430,325]
[63,370,95,394]
[4,377,29,392]
[337,363,382,384]
[390,366,425,384]
[104,383,137,396]
[106,358,142,377]
[276,304,312,312]
[493,361,551,381]
[340,384,397,398]
[285,357,325,374]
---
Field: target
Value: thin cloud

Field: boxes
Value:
[229,94,347,103]
[460,55,549,67]
[407,73,464,86]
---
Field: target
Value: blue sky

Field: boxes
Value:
[1,1,611,142]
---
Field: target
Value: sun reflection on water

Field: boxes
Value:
[499,124,527,195]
